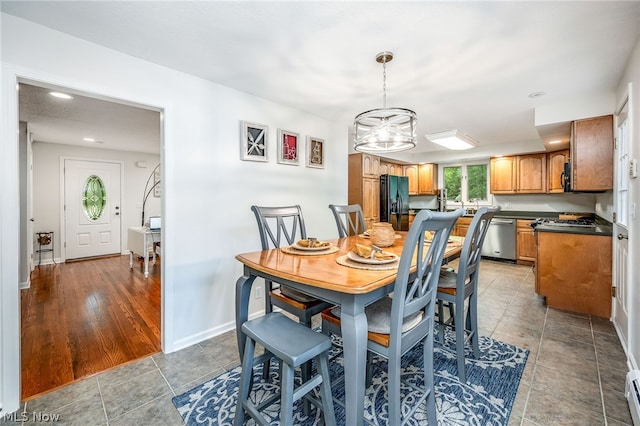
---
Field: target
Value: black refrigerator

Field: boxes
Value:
[380,174,410,231]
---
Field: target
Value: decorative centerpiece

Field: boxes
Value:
[369,222,395,247]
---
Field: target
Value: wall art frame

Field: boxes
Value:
[153,167,161,197]
[240,121,268,162]
[277,129,299,165]
[306,136,325,169]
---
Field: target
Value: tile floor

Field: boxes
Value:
[2,260,633,425]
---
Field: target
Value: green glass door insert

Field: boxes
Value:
[83,175,107,221]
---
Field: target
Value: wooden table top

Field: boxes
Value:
[235,234,462,295]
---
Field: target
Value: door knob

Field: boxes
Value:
[617,233,628,240]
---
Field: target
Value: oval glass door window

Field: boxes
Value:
[82,175,107,221]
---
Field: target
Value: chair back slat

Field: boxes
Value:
[457,206,501,283]
[388,209,464,345]
[328,204,366,237]
[251,205,307,249]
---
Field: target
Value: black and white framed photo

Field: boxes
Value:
[306,136,325,168]
[277,129,299,165]
[240,121,268,162]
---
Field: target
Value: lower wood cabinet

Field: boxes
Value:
[452,216,472,237]
[536,231,612,318]
[516,220,536,265]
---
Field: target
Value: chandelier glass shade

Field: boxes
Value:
[353,52,417,153]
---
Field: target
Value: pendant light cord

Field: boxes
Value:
[382,57,387,110]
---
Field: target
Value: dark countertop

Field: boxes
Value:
[533,221,613,237]
[409,208,613,236]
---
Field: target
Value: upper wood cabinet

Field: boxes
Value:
[570,115,613,191]
[380,161,402,176]
[547,149,569,193]
[403,165,419,195]
[353,153,380,178]
[418,164,438,195]
[490,156,517,193]
[490,153,547,194]
[517,153,547,193]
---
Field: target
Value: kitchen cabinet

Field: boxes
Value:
[490,156,517,193]
[490,153,546,194]
[380,161,402,176]
[403,165,419,195]
[349,154,380,228]
[570,115,613,191]
[452,216,472,237]
[418,164,438,195]
[516,220,535,265]
[536,231,612,317]
[517,153,547,193]
[547,149,570,193]
[352,153,380,178]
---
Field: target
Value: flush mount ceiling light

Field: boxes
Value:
[49,91,73,99]
[353,51,417,153]
[426,129,479,150]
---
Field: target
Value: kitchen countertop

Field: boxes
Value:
[409,208,613,236]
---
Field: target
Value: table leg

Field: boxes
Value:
[129,252,133,269]
[235,272,256,361]
[340,300,368,426]
[144,250,149,278]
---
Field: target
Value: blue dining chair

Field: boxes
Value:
[322,208,464,425]
[436,206,501,382]
[328,204,367,237]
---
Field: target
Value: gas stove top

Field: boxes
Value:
[531,218,596,228]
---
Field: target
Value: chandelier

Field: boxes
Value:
[353,51,417,153]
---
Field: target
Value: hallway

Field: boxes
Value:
[21,255,161,400]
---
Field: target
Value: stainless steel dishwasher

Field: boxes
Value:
[481,217,516,260]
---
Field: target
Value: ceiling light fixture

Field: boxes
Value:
[49,91,73,99]
[83,137,96,142]
[353,51,417,153]
[426,129,479,150]
[548,139,563,145]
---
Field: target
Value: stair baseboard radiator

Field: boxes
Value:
[626,370,640,425]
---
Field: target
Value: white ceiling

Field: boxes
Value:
[4,1,640,160]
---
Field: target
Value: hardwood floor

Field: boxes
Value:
[21,254,161,400]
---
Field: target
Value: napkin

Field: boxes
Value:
[351,243,396,260]
[297,239,330,248]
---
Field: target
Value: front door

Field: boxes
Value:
[613,98,630,347]
[64,159,122,260]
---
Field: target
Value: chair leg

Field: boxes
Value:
[365,352,373,388]
[423,334,437,426]
[455,298,466,382]
[280,362,295,426]
[234,336,256,426]
[316,353,336,426]
[437,301,445,344]
[468,291,480,358]
[387,354,402,425]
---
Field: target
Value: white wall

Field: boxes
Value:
[1,13,347,413]
[615,35,640,371]
[31,142,161,263]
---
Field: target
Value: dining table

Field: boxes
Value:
[234,232,463,426]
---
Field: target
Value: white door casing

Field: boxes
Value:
[613,95,630,350]
[64,159,122,260]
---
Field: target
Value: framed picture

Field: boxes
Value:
[153,167,161,197]
[241,121,268,162]
[306,136,325,169]
[277,129,299,165]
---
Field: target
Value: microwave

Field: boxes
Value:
[562,162,571,192]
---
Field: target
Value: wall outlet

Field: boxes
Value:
[255,286,263,299]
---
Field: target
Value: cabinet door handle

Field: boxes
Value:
[617,233,628,240]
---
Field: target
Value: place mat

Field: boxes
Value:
[358,233,402,239]
[336,254,399,270]
[281,245,339,256]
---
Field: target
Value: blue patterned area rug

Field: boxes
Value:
[172,331,528,425]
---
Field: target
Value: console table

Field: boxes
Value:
[128,227,160,277]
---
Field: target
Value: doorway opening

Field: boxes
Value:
[18,80,163,399]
